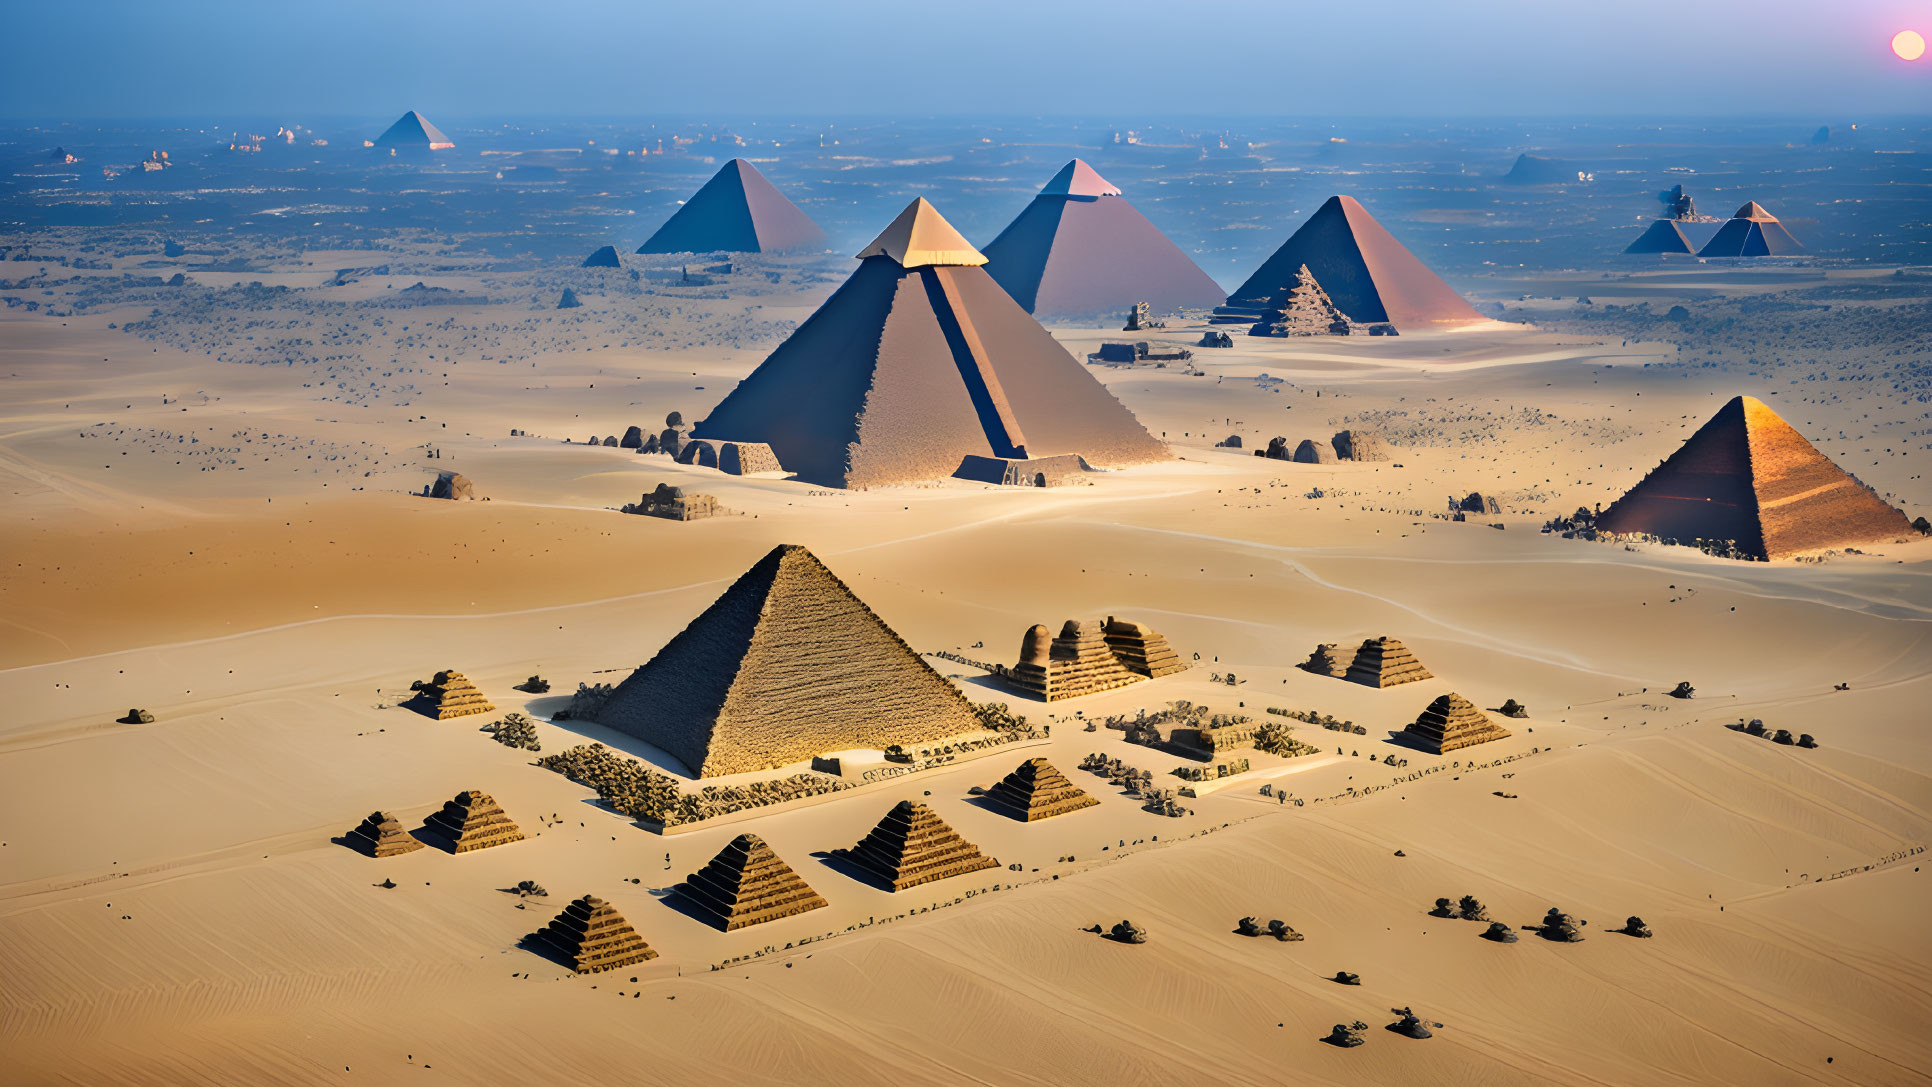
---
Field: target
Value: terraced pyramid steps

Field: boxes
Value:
[1403,693,1512,755]
[1344,637,1434,688]
[836,801,999,891]
[409,669,496,720]
[528,894,658,973]
[344,810,424,857]
[675,833,827,931]
[982,758,1098,822]
[418,789,525,853]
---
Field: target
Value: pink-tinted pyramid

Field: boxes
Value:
[638,159,826,255]
[1229,196,1482,330]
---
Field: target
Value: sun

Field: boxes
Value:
[1896,29,1927,60]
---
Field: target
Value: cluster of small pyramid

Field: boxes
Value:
[674,833,829,931]
[529,895,659,973]
[1403,693,1512,754]
[1008,617,1184,701]
[419,790,525,853]
[982,757,1100,822]
[1343,637,1434,688]
[836,801,999,891]
[410,670,495,720]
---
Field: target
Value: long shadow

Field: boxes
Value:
[813,849,895,892]
[1382,730,1438,754]
[655,887,729,932]
[959,792,1029,822]
[514,931,574,970]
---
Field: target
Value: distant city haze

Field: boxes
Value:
[5,0,1927,120]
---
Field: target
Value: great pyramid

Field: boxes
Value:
[1344,637,1434,688]
[674,833,827,931]
[595,544,985,777]
[637,159,826,255]
[418,790,525,853]
[691,198,1169,489]
[1697,202,1804,257]
[981,159,1225,318]
[836,800,999,891]
[408,670,495,720]
[982,757,1099,822]
[1596,395,1911,559]
[344,811,424,857]
[528,894,659,973]
[1248,264,1353,336]
[374,110,454,150]
[1228,196,1483,330]
[1624,219,1695,255]
[1403,693,1511,754]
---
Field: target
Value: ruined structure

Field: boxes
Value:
[344,811,425,857]
[528,894,659,973]
[674,833,828,931]
[835,800,999,891]
[1006,617,1183,701]
[981,757,1099,821]
[1294,439,1338,464]
[1300,644,1349,678]
[417,790,524,853]
[408,670,496,720]
[1343,637,1434,688]
[1697,202,1804,257]
[1246,264,1352,336]
[676,439,784,475]
[622,483,718,522]
[637,159,827,255]
[1103,617,1186,678]
[1331,429,1388,461]
[1402,693,1512,755]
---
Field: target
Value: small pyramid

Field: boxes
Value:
[529,894,658,973]
[836,801,999,891]
[419,790,525,853]
[674,833,827,931]
[1248,264,1352,336]
[1229,196,1482,330]
[981,758,1098,822]
[374,110,454,150]
[409,670,495,720]
[344,810,424,857]
[557,288,581,309]
[1403,693,1511,754]
[638,159,826,254]
[1624,219,1695,255]
[582,245,622,269]
[1344,637,1434,688]
[1697,202,1803,257]
[1103,616,1186,678]
[1299,643,1349,679]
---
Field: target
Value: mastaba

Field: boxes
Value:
[1697,202,1804,257]
[1596,395,1911,558]
[1228,196,1483,330]
[981,159,1224,318]
[637,159,826,255]
[693,198,1168,488]
[375,111,454,151]
[595,544,986,777]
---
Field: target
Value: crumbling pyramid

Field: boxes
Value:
[528,894,659,973]
[1697,202,1804,257]
[1344,637,1434,688]
[981,159,1225,318]
[596,544,985,777]
[836,801,999,891]
[409,669,495,720]
[1596,395,1911,558]
[344,811,424,857]
[1248,264,1352,336]
[674,833,827,931]
[1299,643,1349,679]
[1103,617,1186,678]
[374,110,454,151]
[1228,196,1483,330]
[982,757,1099,822]
[637,159,826,255]
[418,790,525,853]
[1403,693,1512,754]
[692,198,1168,488]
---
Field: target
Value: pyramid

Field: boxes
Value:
[408,670,495,720]
[1228,196,1483,330]
[1248,264,1353,336]
[1403,693,1511,754]
[528,894,659,973]
[836,800,999,891]
[1697,202,1804,257]
[981,757,1098,822]
[692,198,1168,488]
[582,245,622,268]
[1624,219,1695,255]
[1103,616,1186,678]
[981,159,1225,318]
[1344,637,1434,688]
[674,833,827,931]
[595,544,985,777]
[1299,643,1349,679]
[1596,395,1910,558]
[637,159,826,255]
[374,111,454,151]
[1007,619,1144,701]
[418,790,524,853]
[344,810,424,857]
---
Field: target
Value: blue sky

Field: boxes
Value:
[5,0,1928,119]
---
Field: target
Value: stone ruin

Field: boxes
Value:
[1620,916,1653,938]
[344,810,424,857]
[621,482,719,522]
[677,438,785,475]
[1482,921,1519,943]
[1247,264,1352,337]
[954,453,1089,488]
[1343,637,1434,688]
[1536,907,1587,942]
[1496,699,1530,719]
[1005,616,1184,701]
[1079,753,1155,796]
[674,833,828,931]
[1294,438,1338,464]
[407,670,496,720]
[418,789,525,854]
[118,708,156,724]
[1106,919,1148,944]
[1669,681,1695,699]
[659,412,692,459]
[423,471,473,500]
[1388,1007,1437,1040]
[981,757,1099,822]
[1402,693,1512,755]
[1452,492,1502,515]
[1122,301,1157,331]
[516,675,550,694]
[528,894,659,973]
[1199,330,1234,348]
[485,712,541,752]
[834,800,999,891]
[1330,429,1388,462]
[1324,1021,1369,1047]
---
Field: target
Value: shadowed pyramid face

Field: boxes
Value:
[1229,195,1482,329]
[638,159,826,254]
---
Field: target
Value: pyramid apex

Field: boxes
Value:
[856,198,986,267]
[1040,159,1121,198]
[1733,201,1776,221]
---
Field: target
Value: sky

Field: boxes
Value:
[4,0,1928,121]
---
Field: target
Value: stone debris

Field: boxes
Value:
[1106,919,1147,944]
[1621,915,1654,938]
[1483,921,1519,943]
[119,708,157,724]
[1344,636,1434,688]
[1537,907,1587,942]
[674,833,828,931]
[1199,330,1234,348]
[1267,920,1303,942]
[1330,429,1389,461]
[1453,491,1502,515]
[516,675,551,694]
[1388,1007,1438,1039]
[1332,971,1362,985]
[408,670,496,720]
[485,712,541,751]
[1497,699,1530,719]
[1324,1021,1369,1047]
[344,811,425,857]
[834,800,999,891]
[418,790,525,853]
[981,757,1099,822]
[1669,681,1695,699]
[528,894,659,973]
[1403,693,1511,755]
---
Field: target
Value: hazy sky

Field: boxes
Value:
[6,0,1928,120]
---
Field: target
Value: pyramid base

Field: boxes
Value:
[955,454,1089,488]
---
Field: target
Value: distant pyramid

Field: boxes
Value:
[408,669,495,720]
[528,894,659,973]
[981,159,1224,318]
[981,757,1098,822]
[836,800,999,891]
[637,159,826,255]
[1596,395,1910,558]
[596,544,985,777]
[344,811,424,857]
[374,111,454,151]
[674,833,827,931]
[418,790,524,853]
[1248,264,1353,336]
[1344,637,1434,688]
[582,245,622,269]
[1502,154,1582,185]
[692,198,1168,488]
[1697,202,1804,257]
[1402,693,1511,754]
[557,288,582,309]
[1624,219,1695,255]
[1228,196,1483,330]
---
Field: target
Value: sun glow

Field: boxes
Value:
[1895,29,1927,61]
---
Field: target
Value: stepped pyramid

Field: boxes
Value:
[1596,396,1911,559]
[418,790,524,853]
[981,159,1224,318]
[982,757,1099,822]
[374,110,454,150]
[1248,264,1353,336]
[1300,643,1349,678]
[836,801,999,891]
[596,544,984,777]
[1008,620,1144,701]
[637,159,826,255]
[528,894,658,973]
[674,833,827,931]
[1103,617,1185,678]
[1344,637,1434,688]
[408,669,495,720]
[691,198,1168,489]
[1697,202,1803,257]
[1228,196,1483,330]
[344,810,424,857]
[1403,693,1511,754]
